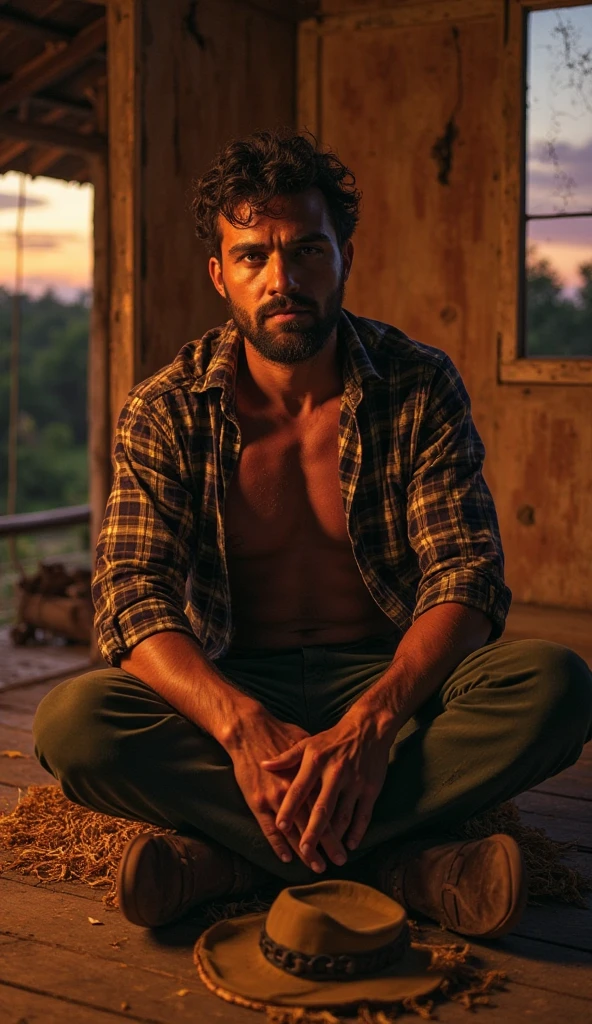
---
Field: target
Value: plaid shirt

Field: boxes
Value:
[93,309,511,666]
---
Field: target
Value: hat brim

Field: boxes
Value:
[194,912,443,1010]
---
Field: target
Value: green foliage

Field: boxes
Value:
[525,257,592,357]
[0,287,89,514]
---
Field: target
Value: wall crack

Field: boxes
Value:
[431,25,463,186]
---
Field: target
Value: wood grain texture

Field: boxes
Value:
[106,0,140,435]
[88,80,112,637]
[137,0,296,382]
[0,983,134,1024]
[300,0,592,612]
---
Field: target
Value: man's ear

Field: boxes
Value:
[209,256,226,299]
[343,239,354,282]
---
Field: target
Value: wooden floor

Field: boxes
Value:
[0,603,591,1023]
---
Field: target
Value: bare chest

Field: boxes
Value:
[224,398,348,557]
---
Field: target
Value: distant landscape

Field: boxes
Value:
[525,251,592,357]
[0,287,90,624]
[0,286,89,515]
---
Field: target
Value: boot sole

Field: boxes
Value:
[476,833,528,940]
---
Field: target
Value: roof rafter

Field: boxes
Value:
[0,106,65,172]
[0,114,105,155]
[0,7,77,44]
[0,15,106,115]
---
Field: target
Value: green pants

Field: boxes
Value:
[33,636,592,884]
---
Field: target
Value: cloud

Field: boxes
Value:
[528,217,591,245]
[0,192,47,211]
[527,136,592,216]
[0,230,84,250]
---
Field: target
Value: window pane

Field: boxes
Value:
[526,5,592,216]
[525,215,592,357]
[524,6,592,358]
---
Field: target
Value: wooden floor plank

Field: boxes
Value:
[0,722,36,754]
[513,899,592,952]
[515,789,592,824]
[535,776,591,801]
[0,626,91,693]
[0,706,37,731]
[0,783,18,815]
[515,809,592,849]
[0,980,140,1024]
[0,677,68,712]
[0,756,55,789]
[416,922,592,997]
[0,934,257,1024]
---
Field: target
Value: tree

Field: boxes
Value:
[0,288,89,514]
[525,254,592,357]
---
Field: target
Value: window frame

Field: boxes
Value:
[497,0,592,385]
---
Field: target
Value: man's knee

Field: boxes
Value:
[514,639,592,743]
[33,670,120,783]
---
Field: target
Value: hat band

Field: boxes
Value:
[259,923,410,981]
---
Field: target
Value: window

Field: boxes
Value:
[524,5,592,357]
[498,0,592,384]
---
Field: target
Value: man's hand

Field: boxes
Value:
[261,709,397,866]
[227,709,349,872]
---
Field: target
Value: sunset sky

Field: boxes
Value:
[0,5,590,301]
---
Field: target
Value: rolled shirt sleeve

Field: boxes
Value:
[406,354,511,640]
[92,393,197,666]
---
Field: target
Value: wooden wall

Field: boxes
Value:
[106,0,297,431]
[298,0,592,612]
[90,0,297,584]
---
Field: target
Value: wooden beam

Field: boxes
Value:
[26,145,66,176]
[235,0,319,21]
[88,80,111,660]
[0,115,105,155]
[0,16,106,115]
[0,505,90,538]
[0,106,65,171]
[0,8,76,44]
[32,91,93,116]
[107,0,140,432]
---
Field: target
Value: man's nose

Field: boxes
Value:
[266,252,300,294]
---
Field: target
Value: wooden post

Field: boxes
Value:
[88,81,111,663]
[106,0,140,434]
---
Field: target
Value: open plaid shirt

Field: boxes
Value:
[93,309,511,666]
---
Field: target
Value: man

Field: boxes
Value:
[34,128,592,938]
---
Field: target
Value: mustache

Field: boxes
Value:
[262,301,316,318]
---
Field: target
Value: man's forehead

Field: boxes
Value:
[219,189,334,243]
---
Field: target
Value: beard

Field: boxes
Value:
[223,269,346,366]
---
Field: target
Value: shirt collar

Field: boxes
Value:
[190,308,384,401]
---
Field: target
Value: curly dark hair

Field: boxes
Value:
[190,126,362,261]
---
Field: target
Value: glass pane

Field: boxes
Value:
[525,215,592,357]
[526,6,592,217]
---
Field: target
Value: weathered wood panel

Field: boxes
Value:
[106,0,297,431]
[302,0,592,612]
[106,0,140,435]
[138,0,296,383]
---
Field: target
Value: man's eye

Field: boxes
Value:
[242,247,323,263]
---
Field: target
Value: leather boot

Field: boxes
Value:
[372,833,528,939]
[116,832,275,927]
